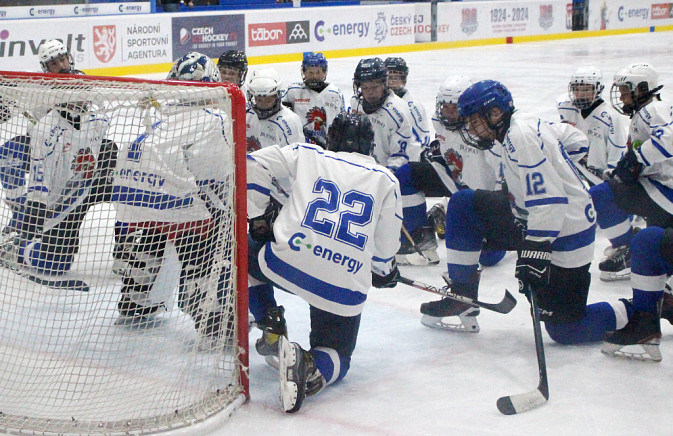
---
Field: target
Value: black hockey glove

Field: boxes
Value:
[372,265,400,289]
[249,199,281,243]
[303,125,327,148]
[420,139,443,164]
[515,239,552,293]
[18,200,47,240]
[612,148,642,183]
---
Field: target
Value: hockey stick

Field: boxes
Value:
[496,282,549,415]
[401,225,430,266]
[398,276,517,314]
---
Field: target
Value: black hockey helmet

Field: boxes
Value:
[384,57,409,79]
[327,111,374,156]
[217,50,248,86]
[353,58,389,113]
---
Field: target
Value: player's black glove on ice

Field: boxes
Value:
[420,139,442,164]
[372,265,400,289]
[612,148,642,183]
[515,239,552,293]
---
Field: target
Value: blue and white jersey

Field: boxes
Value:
[557,96,627,172]
[0,109,34,206]
[431,117,501,192]
[350,92,421,168]
[282,81,345,138]
[245,106,304,152]
[114,106,232,223]
[500,111,596,268]
[401,89,431,151]
[28,108,110,213]
[247,143,402,317]
[630,100,673,214]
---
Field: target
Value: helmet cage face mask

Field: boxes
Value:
[217,50,248,86]
[610,63,661,116]
[353,58,389,114]
[301,52,328,91]
[457,80,514,150]
[568,67,604,109]
[39,40,75,73]
[248,69,283,120]
[436,76,473,131]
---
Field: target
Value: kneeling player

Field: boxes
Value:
[247,112,402,413]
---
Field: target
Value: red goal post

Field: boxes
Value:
[0,71,249,435]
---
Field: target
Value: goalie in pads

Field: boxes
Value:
[247,111,402,413]
[112,52,233,345]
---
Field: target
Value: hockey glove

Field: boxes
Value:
[249,199,281,243]
[515,239,552,292]
[303,126,327,148]
[420,139,442,164]
[612,148,642,183]
[372,265,400,289]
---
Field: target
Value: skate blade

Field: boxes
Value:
[601,342,662,362]
[278,337,300,412]
[600,269,631,282]
[265,354,280,370]
[396,250,440,266]
[420,314,480,333]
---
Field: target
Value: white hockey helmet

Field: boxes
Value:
[568,66,604,109]
[610,62,662,116]
[436,75,473,130]
[247,68,282,119]
[167,52,221,82]
[38,39,74,73]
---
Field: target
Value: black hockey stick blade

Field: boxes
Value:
[26,275,90,292]
[398,276,517,314]
[497,284,548,415]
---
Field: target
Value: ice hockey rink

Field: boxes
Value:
[37,30,673,435]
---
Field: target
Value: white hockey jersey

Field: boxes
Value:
[282,82,345,137]
[629,100,673,214]
[247,143,402,317]
[431,117,500,192]
[245,106,304,152]
[114,107,233,223]
[350,92,421,168]
[0,109,34,204]
[402,89,431,150]
[557,96,627,172]
[500,111,595,268]
[28,108,110,212]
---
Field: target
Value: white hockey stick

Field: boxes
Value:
[496,283,549,415]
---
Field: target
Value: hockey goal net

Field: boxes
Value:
[0,71,248,435]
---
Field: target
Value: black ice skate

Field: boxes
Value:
[599,245,631,282]
[662,279,673,325]
[256,306,288,368]
[396,225,439,266]
[427,203,447,240]
[419,273,480,333]
[601,310,662,362]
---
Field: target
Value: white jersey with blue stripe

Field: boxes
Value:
[500,111,596,268]
[557,97,627,172]
[401,89,431,150]
[282,81,345,135]
[113,106,232,223]
[245,105,304,151]
[247,143,402,317]
[631,100,673,214]
[350,92,421,168]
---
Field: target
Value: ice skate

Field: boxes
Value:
[427,203,447,240]
[278,336,310,413]
[420,273,480,333]
[0,232,22,271]
[396,226,439,265]
[601,310,662,362]
[256,306,287,368]
[599,245,631,281]
[116,293,166,326]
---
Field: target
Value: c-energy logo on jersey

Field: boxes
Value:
[289,232,364,274]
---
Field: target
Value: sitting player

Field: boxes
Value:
[217,49,248,88]
[247,112,402,413]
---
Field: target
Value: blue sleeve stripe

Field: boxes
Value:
[112,186,193,210]
[525,196,568,207]
[247,183,270,196]
[650,137,672,159]
[263,245,368,307]
[527,229,560,238]
[551,224,596,251]
[372,255,395,263]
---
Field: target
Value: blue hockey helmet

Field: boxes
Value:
[457,80,514,150]
[302,52,328,71]
[302,52,328,91]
